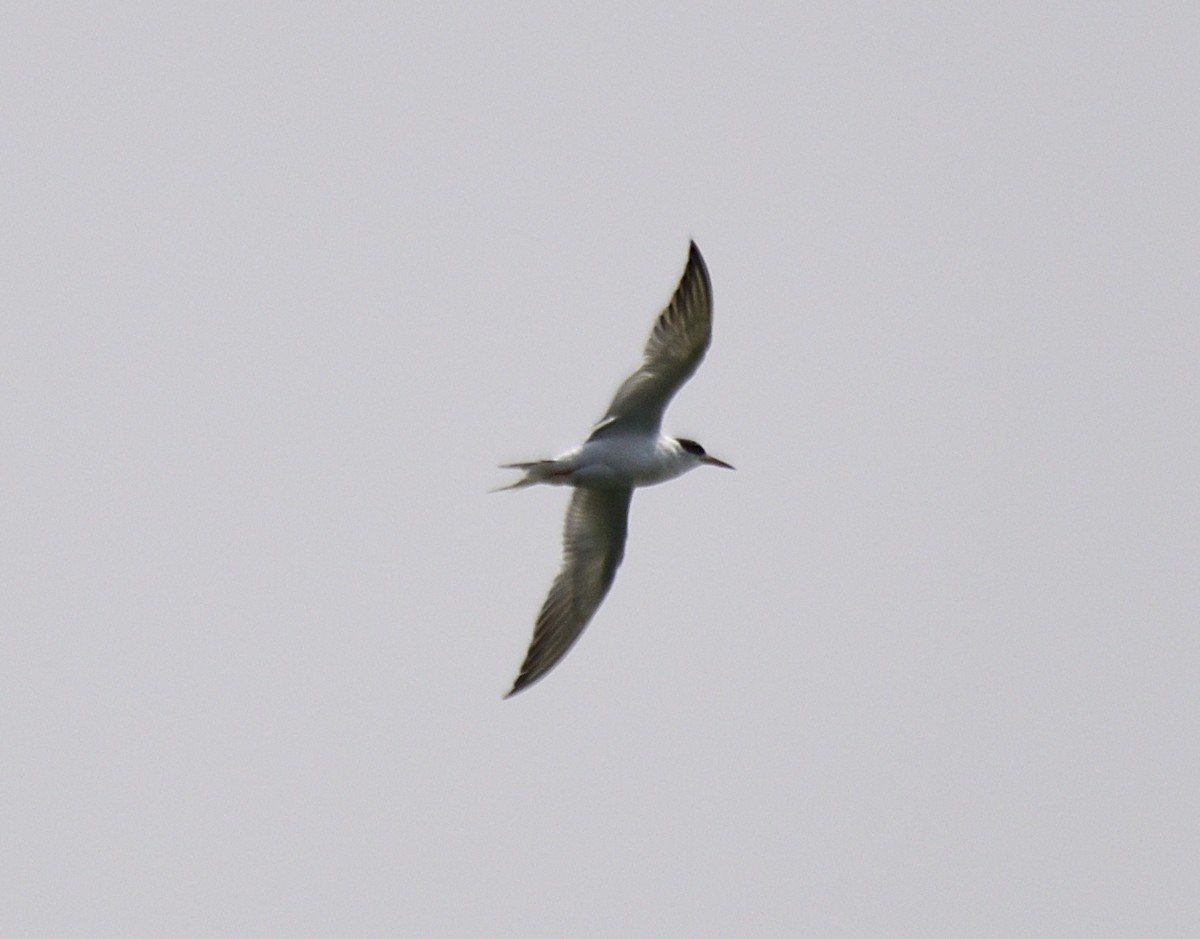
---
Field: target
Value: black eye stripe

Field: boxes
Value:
[677,438,706,456]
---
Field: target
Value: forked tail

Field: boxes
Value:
[491,459,569,492]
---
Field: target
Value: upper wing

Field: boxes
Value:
[589,241,713,439]
[505,486,634,697]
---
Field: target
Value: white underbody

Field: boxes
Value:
[550,434,696,489]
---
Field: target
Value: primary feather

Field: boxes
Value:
[506,487,633,696]
[589,241,712,438]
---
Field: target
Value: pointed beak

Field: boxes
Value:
[701,454,735,470]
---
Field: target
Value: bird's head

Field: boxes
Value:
[676,438,735,471]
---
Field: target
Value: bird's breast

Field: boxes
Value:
[571,435,686,488]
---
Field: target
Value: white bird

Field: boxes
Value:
[498,241,733,697]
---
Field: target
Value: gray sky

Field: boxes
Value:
[4,2,1198,935]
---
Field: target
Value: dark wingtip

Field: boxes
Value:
[504,650,563,698]
[683,241,710,295]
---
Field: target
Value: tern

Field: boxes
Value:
[498,241,733,697]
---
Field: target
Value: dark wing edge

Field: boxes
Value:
[505,487,634,697]
[589,241,713,439]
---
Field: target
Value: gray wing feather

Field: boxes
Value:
[589,241,713,439]
[506,486,634,697]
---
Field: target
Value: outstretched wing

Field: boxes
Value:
[589,241,713,439]
[506,486,634,697]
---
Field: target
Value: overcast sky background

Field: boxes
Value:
[4,2,1198,935]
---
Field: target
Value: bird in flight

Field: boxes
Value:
[498,241,733,697]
